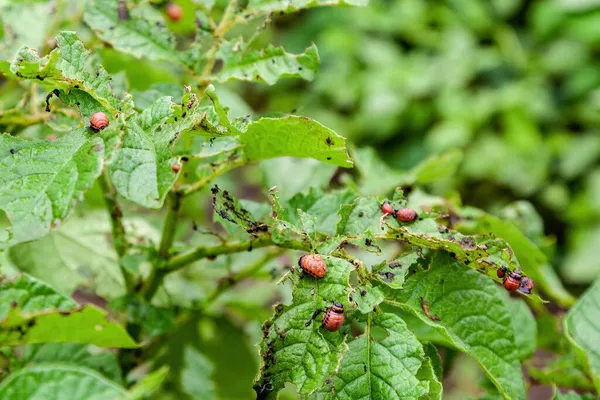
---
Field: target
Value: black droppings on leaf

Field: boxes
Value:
[325,136,333,146]
[358,211,364,217]
[10,148,16,155]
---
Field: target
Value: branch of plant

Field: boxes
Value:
[98,173,134,291]
[158,191,183,258]
[179,158,247,196]
[202,248,285,308]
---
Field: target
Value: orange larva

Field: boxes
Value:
[172,164,181,172]
[396,208,417,222]
[298,254,327,279]
[381,201,394,216]
[166,2,183,21]
[322,303,344,332]
[503,270,522,292]
[90,112,109,131]
[520,277,534,294]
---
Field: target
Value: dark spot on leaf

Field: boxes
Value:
[325,137,333,146]
[36,75,44,81]
[11,301,18,308]
[262,321,272,337]
[181,157,189,162]
[211,185,220,194]
[275,303,284,314]
[458,236,476,250]
[298,67,303,71]
[439,279,444,284]
[380,272,394,283]
[358,211,364,217]
[27,320,35,328]
[360,289,367,296]
[10,149,16,155]
[438,225,448,234]
[327,157,332,160]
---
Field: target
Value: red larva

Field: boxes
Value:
[90,112,109,131]
[396,208,417,222]
[172,164,181,172]
[503,270,522,292]
[381,201,394,216]
[497,265,507,279]
[166,2,183,21]
[298,254,327,279]
[520,277,534,294]
[322,303,344,332]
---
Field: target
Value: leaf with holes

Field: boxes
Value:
[254,257,353,398]
[0,129,104,246]
[385,253,526,400]
[0,274,137,348]
[246,0,368,15]
[214,42,320,85]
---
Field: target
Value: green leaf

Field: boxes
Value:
[553,389,597,400]
[505,298,536,361]
[0,274,137,348]
[417,343,443,400]
[336,196,383,237]
[212,184,267,234]
[15,343,122,384]
[413,149,463,184]
[241,116,353,168]
[260,158,337,200]
[0,1,53,60]
[458,208,574,306]
[528,351,595,391]
[255,257,354,398]
[385,253,526,400]
[7,211,125,299]
[108,95,203,208]
[110,294,175,337]
[3,31,122,117]
[84,0,185,67]
[564,278,600,394]
[214,42,320,85]
[0,129,104,246]
[125,366,169,400]
[246,0,368,15]
[353,284,384,314]
[317,313,429,399]
[372,252,418,289]
[180,346,216,399]
[0,365,125,400]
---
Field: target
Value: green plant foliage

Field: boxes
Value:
[0,0,599,398]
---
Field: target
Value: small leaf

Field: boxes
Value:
[564,277,600,393]
[318,313,429,399]
[353,284,384,314]
[0,365,125,399]
[417,343,443,400]
[0,275,137,348]
[110,295,175,337]
[246,0,368,15]
[241,116,353,168]
[212,185,267,234]
[125,366,169,400]
[0,129,103,246]
[372,252,418,289]
[214,42,320,85]
[385,253,526,400]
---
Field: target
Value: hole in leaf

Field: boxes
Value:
[351,320,365,338]
[371,325,389,342]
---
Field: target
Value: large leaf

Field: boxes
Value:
[7,212,125,299]
[0,1,53,59]
[0,365,125,400]
[241,115,353,168]
[254,257,354,398]
[315,313,430,399]
[84,0,186,67]
[385,253,526,400]
[108,95,204,208]
[0,275,136,348]
[0,129,104,246]
[564,278,600,393]
[214,42,320,85]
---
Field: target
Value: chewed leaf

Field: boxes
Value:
[0,129,104,246]
[385,253,526,400]
[214,42,320,85]
[3,32,122,117]
[254,257,353,398]
[0,275,137,348]
[212,185,268,235]
[241,116,353,168]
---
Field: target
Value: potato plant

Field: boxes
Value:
[0,1,598,399]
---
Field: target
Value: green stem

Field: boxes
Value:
[158,192,182,258]
[98,174,133,291]
[202,248,284,308]
[166,236,308,272]
[180,159,246,196]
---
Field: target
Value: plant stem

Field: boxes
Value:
[202,248,284,308]
[158,192,182,258]
[180,159,246,196]
[98,174,133,291]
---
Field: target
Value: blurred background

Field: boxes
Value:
[2,0,600,398]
